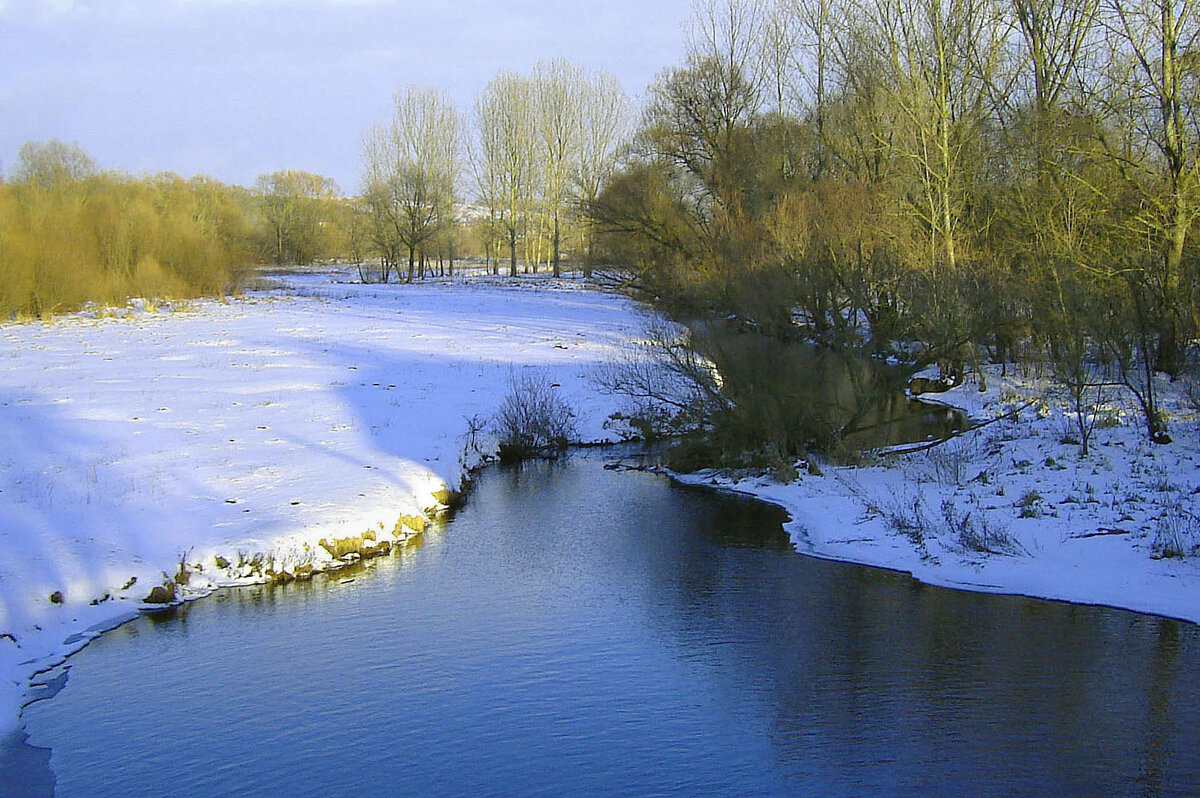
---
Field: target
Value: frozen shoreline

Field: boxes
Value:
[676,365,1200,626]
[0,269,646,734]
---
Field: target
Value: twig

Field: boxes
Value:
[884,399,1038,456]
[1067,527,1130,540]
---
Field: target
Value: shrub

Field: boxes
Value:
[493,370,577,463]
[1153,499,1200,559]
[666,436,721,473]
[1016,489,1043,518]
[942,500,1023,555]
[879,493,929,546]
[925,438,975,486]
[0,166,253,317]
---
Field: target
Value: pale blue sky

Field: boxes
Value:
[0,0,692,190]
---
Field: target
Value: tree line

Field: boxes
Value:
[6,0,1195,454]
[591,0,1200,448]
[0,60,634,316]
[0,140,250,317]
[0,139,363,317]
[353,60,631,283]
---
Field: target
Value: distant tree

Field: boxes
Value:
[340,197,375,282]
[11,139,96,188]
[0,170,251,317]
[254,170,340,266]
[533,60,585,278]
[362,85,463,283]
[474,71,539,278]
[574,67,632,275]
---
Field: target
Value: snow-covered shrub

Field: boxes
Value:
[924,437,977,487]
[493,370,577,463]
[942,500,1023,555]
[1016,489,1043,518]
[1153,499,1200,559]
[878,492,929,546]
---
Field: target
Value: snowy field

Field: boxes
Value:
[0,268,648,733]
[682,366,1200,627]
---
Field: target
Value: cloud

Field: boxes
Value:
[0,0,691,188]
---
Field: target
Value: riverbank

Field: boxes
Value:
[677,364,1200,624]
[6,269,1198,738]
[0,268,646,734]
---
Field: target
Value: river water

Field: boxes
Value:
[12,454,1200,796]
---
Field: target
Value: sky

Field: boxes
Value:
[0,0,693,191]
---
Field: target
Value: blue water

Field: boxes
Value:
[13,455,1200,796]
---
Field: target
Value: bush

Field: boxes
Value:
[942,500,1023,555]
[665,436,721,473]
[1153,499,1200,558]
[493,370,577,463]
[1016,489,1043,518]
[924,437,976,486]
[0,165,253,317]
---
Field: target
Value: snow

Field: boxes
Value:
[678,365,1200,629]
[0,267,647,734]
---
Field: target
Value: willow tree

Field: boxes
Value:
[362,85,462,283]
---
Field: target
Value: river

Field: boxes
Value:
[10,452,1199,795]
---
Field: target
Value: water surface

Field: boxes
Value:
[18,455,1200,796]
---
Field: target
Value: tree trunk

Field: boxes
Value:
[552,210,561,278]
[583,226,594,279]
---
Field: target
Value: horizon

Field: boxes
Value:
[0,0,692,192]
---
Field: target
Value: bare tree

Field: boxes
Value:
[1093,0,1200,377]
[689,0,770,99]
[575,68,632,276]
[474,71,539,278]
[341,197,375,282]
[644,54,763,219]
[362,85,462,283]
[864,0,1009,273]
[11,139,97,188]
[532,60,584,278]
[1011,0,1101,178]
[778,0,847,178]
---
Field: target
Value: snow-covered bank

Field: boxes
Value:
[679,366,1200,625]
[0,268,647,733]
